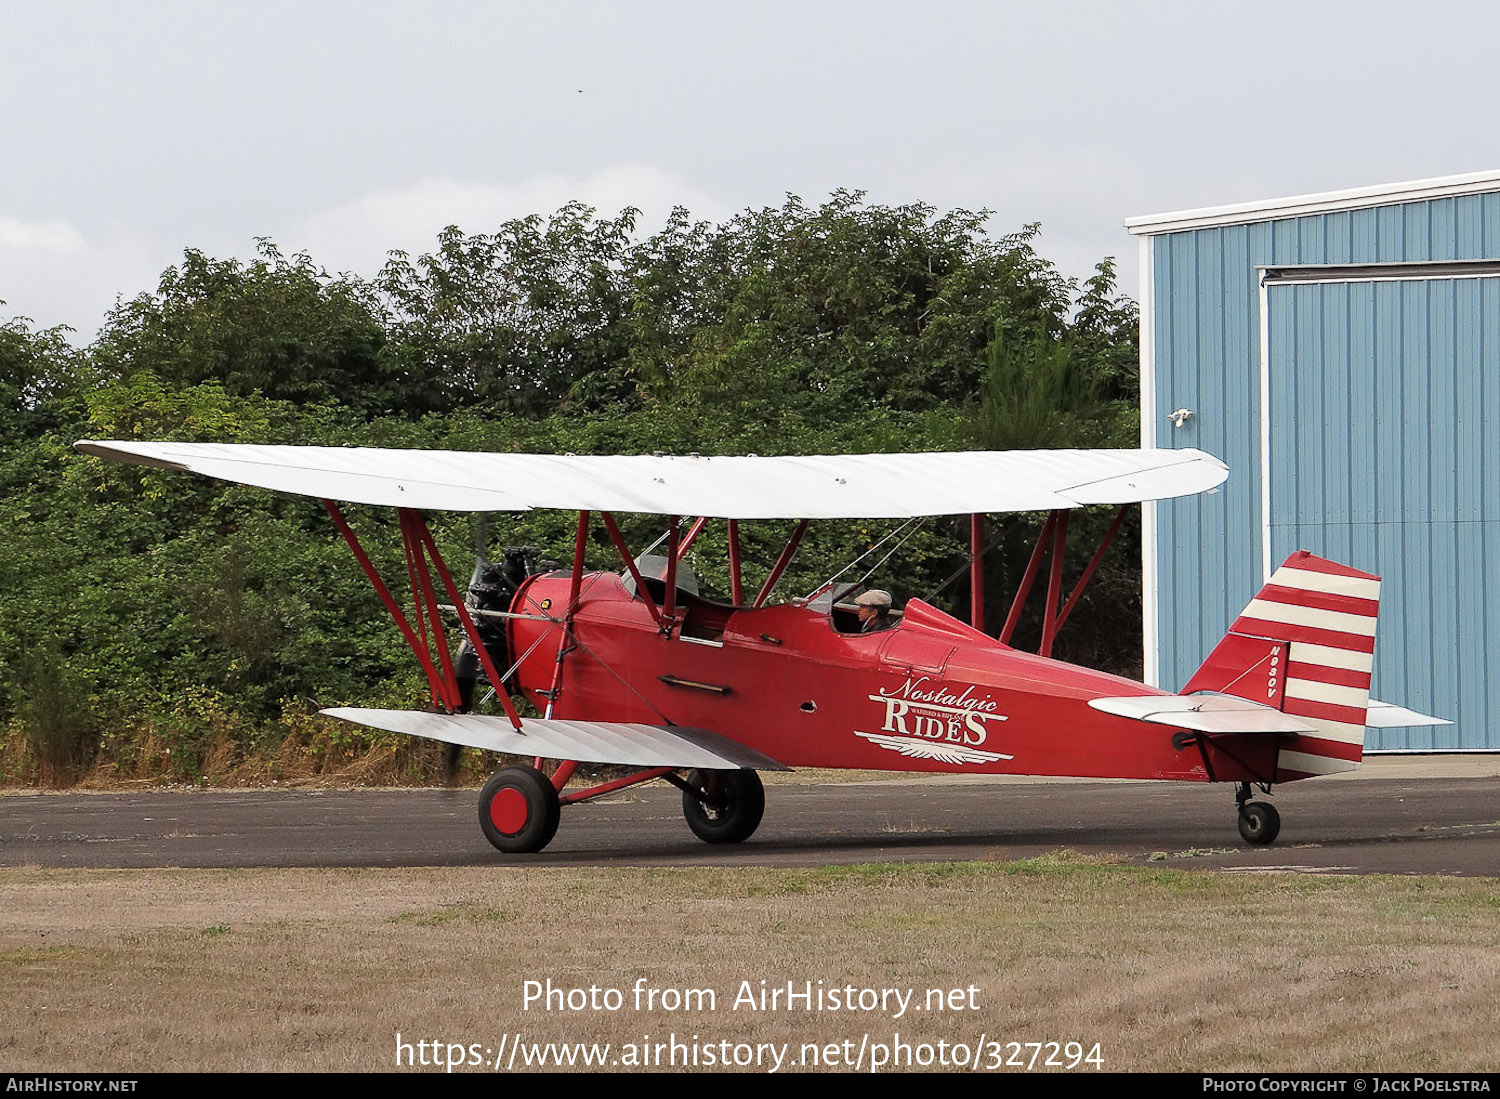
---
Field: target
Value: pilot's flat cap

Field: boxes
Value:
[854,589,892,608]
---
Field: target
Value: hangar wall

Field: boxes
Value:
[1126,172,1500,750]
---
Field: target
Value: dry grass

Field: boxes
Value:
[1,857,1497,1073]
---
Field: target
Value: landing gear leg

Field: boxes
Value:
[1234,781,1281,845]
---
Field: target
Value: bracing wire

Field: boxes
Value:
[922,528,1012,604]
[802,516,924,601]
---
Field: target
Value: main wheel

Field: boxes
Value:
[681,769,765,844]
[1237,800,1281,845]
[478,766,561,853]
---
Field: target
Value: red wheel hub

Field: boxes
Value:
[489,787,529,834]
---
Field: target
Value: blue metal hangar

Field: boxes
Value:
[1126,170,1500,751]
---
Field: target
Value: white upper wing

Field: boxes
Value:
[74,441,1228,518]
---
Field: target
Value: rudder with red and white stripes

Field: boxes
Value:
[1183,551,1380,780]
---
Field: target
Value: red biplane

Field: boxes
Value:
[75,442,1444,854]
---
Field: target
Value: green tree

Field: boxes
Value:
[374,204,639,416]
[91,241,395,414]
[1068,256,1140,404]
[964,257,1143,675]
[637,194,1077,421]
[0,311,84,436]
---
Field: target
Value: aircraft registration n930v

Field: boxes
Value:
[74,442,1446,855]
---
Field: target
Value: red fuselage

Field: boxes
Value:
[506,572,1269,783]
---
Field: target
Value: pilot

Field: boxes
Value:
[854,589,897,632]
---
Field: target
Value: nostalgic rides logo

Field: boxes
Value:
[854,675,1013,765]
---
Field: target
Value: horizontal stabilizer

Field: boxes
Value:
[1365,699,1453,728]
[322,707,791,771]
[1089,694,1317,735]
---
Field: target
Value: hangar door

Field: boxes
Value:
[1263,269,1500,749]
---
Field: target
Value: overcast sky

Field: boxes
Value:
[4,0,1498,338]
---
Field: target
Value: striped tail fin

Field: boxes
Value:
[1183,551,1379,780]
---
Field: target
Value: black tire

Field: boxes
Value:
[1237,800,1281,845]
[682,769,765,844]
[478,765,561,853]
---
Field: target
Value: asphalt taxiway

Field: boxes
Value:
[1,757,1495,875]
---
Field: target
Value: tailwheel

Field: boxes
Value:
[681,769,764,844]
[478,765,561,853]
[1237,800,1281,845]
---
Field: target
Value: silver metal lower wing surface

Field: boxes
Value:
[322,707,790,771]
